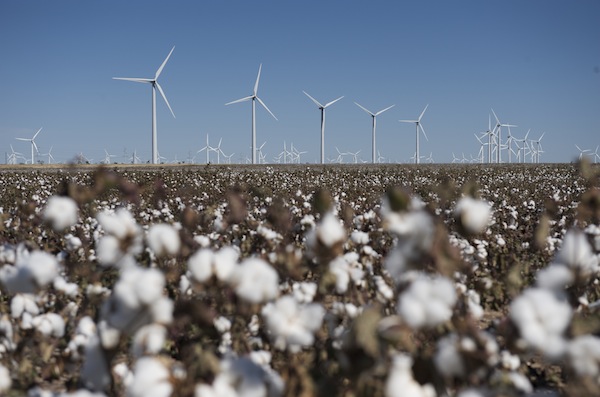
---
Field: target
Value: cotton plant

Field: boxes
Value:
[385,354,436,397]
[231,257,279,304]
[42,195,80,231]
[95,208,143,267]
[0,250,60,294]
[187,246,238,284]
[146,223,181,257]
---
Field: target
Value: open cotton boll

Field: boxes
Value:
[434,333,465,379]
[555,229,599,277]
[0,251,60,294]
[127,357,173,397]
[385,354,436,397]
[0,364,11,394]
[132,324,167,357]
[351,230,370,245]
[566,335,600,377]
[188,247,238,284]
[262,295,324,352]
[147,223,181,257]
[454,197,492,234]
[10,293,39,319]
[32,313,65,338]
[535,264,574,291]
[397,274,457,329]
[81,332,111,392]
[97,208,140,240]
[509,288,572,358]
[43,195,79,231]
[233,258,279,304]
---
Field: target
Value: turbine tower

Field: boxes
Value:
[226,64,277,165]
[399,105,429,164]
[303,91,344,164]
[16,127,43,164]
[354,102,395,163]
[113,46,176,165]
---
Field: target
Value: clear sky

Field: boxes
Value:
[1,1,599,164]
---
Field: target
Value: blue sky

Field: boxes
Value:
[1,1,599,164]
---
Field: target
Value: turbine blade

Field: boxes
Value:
[324,96,344,108]
[155,46,175,79]
[375,104,395,116]
[32,127,43,140]
[418,104,429,121]
[399,119,417,123]
[419,124,429,141]
[303,91,323,108]
[225,96,253,105]
[254,64,262,96]
[354,102,374,116]
[256,96,278,120]
[575,144,583,152]
[113,77,153,83]
[15,138,29,141]
[155,83,176,118]
[491,108,500,125]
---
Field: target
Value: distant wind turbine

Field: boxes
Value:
[226,64,277,165]
[303,91,344,164]
[354,102,395,163]
[399,105,429,164]
[16,127,43,164]
[113,46,176,165]
[575,144,591,160]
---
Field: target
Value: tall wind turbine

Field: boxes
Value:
[303,91,344,164]
[226,64,277,165]
[491,109,516,163]
[16,127,43,164]
[399,105,429,164]
[354,102,395,163]
[113,46,176,165]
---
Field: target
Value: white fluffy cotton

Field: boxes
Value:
[188,247,238,283]
[43,195,79,231]
[147,223,181,256]
[233,258,279,304]
[0,250,59,294]
[385,354,436,397]
[262,295,324,352]
[567,335,600,377]
[454,197,492,234]
[127,357,173,397]
[397,274,457,329]
[509,288,572,358]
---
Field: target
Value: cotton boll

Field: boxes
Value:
[188,249,214,283]
[316,212,346,248]
[95,235,122,267]
[434,333,465,379]
[10,294,39,319]
[454,197,492,234]
[0,364,11,394]
[351,231,370,245]
[385,354,436,397]
[233,258,279,304]
[509,288,572,358]
[213,247,238,282]
[292,282,317,303]
[81,332,111,392]
[566,335,600,377]
[43,196,79,231]
[131,324,166,357]
[555,229,599,278]
[147,223,181,257]
[188,247,238,284]
[127,357,173,397]
[1,251,60,293]
[134,268,165,305]
[97,208,140,240]
[262,295,324,353]
[536,264,574,291]
[32,313,65,338]
[397,274,457,329]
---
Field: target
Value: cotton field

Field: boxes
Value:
[0,162,599,397]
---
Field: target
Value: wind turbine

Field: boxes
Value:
[16,127,43,164]
[303,91,344,164]
[226,64,277,164]
[399,105,429,164]
[593,146,600,164]
[354,102,395,163]
[532,133,545,163]
[113,46,176,165]
[197,134,211,164]
[575,144,591,160]
[491,109,516,163]
[103,149,117,164]
[42,146,56,164]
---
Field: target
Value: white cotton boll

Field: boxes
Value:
[65,234,83,251]
[194,235,211,248]
[233,258,279,304]
[385,211,435,253]
[43,196,79,231]
[317,212,346,248]
[329,257,351,294]
[95,235,121,267]
[567,335,600,377]
[556,230,599,277]
[398,274,457,329]
[454,197,492,234]
[127,357,172,397]
[351,231,369,245]
[150,297,174,325]
[26,250,59,288]
[500,350,521,371]
[510,288,572,358]
[10,294,39,319]
[188,249,214,283]
[466,290,484,319]
[147,223,181,257]
[262,295,324,352]
[132,324,167,357]
[0,364,11,394]
[292,282,317,303]
[134,268,165,305]
[213,247,238,282]
[536,264,574,291]
[456,389,485,397]
[97,208,139,240]
[1,251,60,293]
[373,276,394,301]
[385,354,436,397]
[434,333,465,378]
[54,275,79,296]
[32,313,65,338]
[214,316,232,333]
